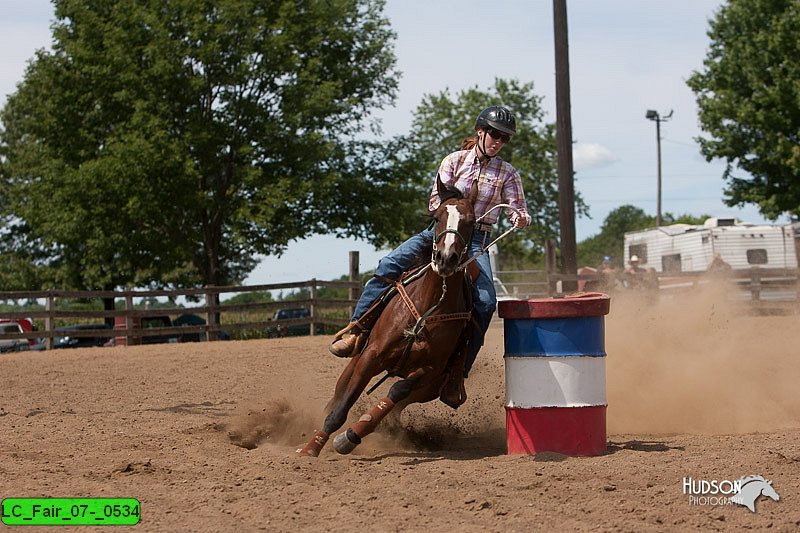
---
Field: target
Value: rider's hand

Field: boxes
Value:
[510,211,531,228]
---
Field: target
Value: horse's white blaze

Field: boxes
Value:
[443,205,461,252]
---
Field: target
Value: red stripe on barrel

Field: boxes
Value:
[506,406,607,456]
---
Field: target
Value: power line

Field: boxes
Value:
[661,137,699,148]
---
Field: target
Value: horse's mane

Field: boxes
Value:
[739,475,768,486]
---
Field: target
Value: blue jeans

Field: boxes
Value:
[352,228,496,377]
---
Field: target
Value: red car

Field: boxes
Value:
[0,318,35,353]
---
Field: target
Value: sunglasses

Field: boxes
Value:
[485,127,511,143]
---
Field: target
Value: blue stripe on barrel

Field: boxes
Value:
[503,316,606,357]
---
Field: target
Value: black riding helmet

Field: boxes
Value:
[474,105,516,136]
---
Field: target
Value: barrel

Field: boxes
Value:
[497,293,610,456]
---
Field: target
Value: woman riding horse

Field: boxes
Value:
[330,106,531,395]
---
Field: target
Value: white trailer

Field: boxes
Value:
[623,218,800,273]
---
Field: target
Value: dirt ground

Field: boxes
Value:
[2,286,799,532]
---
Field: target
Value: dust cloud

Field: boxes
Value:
[605,283,800,435]
[227,398,322,450]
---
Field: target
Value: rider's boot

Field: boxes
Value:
[328,298,388,358]
[329,326,361,357]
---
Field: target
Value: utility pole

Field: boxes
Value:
[553,0,577,292]
[645,109,673,227]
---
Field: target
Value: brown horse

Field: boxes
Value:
[297,177,478,457]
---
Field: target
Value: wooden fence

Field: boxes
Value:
[0,254,362,350]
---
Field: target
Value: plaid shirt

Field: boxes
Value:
[428,147,530,226]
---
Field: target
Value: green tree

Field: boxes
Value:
[0,0,398,292]
[385,79,588,268]
[224,291,273,305]
[687,0,800,220]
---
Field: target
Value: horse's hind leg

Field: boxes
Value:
[296,356,381,457]
[333,368,427,455]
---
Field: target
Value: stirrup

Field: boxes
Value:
[332,321,360,342]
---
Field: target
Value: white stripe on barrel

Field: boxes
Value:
[505,356,606,408]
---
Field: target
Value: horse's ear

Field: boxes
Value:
[436,173,447,199]
[468,180,478,205]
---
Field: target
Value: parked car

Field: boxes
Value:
[269,307,318,337]
[0,318,36,349]
[173,313,205,342]
[172,313,230,342]
[0,321,30,353]
[52,324,113,349]
[136,315,179,345]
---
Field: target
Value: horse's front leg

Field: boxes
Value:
[333,367,428,455]
[296,355,381,457]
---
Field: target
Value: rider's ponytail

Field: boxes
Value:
[461,137,477,150]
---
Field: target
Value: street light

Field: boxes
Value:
[645,109,673,227]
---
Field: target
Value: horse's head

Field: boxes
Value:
[430,175,477,277]
[759,480,780,502]
[733,476,781,512]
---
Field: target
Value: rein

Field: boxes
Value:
[458,203,522,270]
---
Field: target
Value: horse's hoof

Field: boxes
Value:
[333,428,361,454]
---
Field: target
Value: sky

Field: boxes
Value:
[0,0,789,287]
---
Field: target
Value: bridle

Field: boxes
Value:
[367,197,522,395]
[431,227,470,262]
[431,200,472,265]
[366,205,473,395]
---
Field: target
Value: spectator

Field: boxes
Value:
[624,255,647,289]
[625,255,646,274]
[595,256,619,291]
